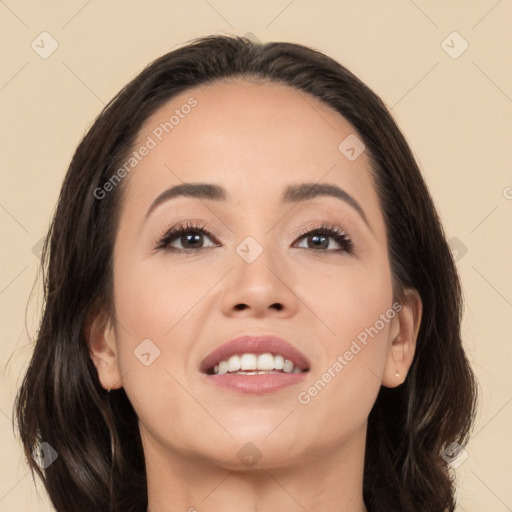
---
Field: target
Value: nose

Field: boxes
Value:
[220,239,299,319]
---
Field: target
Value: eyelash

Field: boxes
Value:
[154,221,354,255]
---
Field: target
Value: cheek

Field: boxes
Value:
[110,245,235,407]
[112,250,207,343]
[296,252,394,348]
[293,255,394,419]
[109,252,194,410]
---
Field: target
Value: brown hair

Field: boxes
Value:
[14,34,478,512]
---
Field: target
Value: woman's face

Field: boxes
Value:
[92,79,418,472]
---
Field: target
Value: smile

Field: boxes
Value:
[200,335,311,394]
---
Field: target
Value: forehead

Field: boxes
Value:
[123,78,377,213]
[136,78,357,155]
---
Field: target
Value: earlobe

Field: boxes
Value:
[382,289,423,388]
[85,308,124,391]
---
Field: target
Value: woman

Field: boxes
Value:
[15,34,478,512]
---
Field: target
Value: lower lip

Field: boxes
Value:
[202,372,308,394]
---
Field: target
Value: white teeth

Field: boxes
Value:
[234,371,281,375]
[257,353,274,370]
[240,353,257,370]
[283,359,294,373]
[227,355,241,372]
[273,355,284,370]
[211,353,304,375]
[218,361,228,375]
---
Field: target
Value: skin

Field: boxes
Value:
[88,79,422,512]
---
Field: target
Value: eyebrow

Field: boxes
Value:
[145,182,371,229]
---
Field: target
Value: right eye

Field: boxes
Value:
[155,222,220,253]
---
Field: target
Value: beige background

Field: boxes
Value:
[1,1,511,510]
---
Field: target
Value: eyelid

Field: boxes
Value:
[293,221,349,238]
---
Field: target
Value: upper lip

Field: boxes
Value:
[200,335,311,373]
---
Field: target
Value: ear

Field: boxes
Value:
[382,289,423,388]
[85,307,124,390]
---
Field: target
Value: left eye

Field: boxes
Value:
[293,224,353,253]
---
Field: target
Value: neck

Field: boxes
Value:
[143,425,368,512]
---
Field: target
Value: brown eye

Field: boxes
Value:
[294,224,354,253]
[156,222,219,252]
[174,231,207,250]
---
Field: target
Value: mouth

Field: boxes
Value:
[200,335,310,394]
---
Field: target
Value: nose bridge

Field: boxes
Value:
[220,221,297,316]
[233,229,281,289]
[232,204,288,275]
[231,202,279,267]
